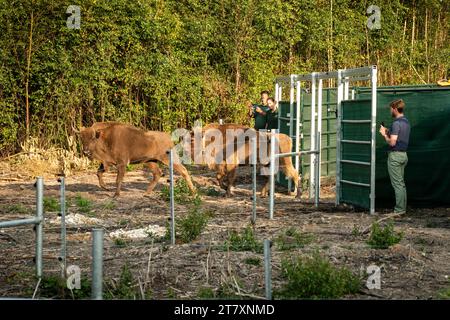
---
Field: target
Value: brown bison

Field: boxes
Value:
[76,122,196,197]
[190,123,300,197]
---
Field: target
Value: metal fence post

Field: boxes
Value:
[58,177,66,278]
[169,149,176,245]
[35,177,43,279]
[268,129,277,219]
[251,137,257,224]
[264,239,272,300]
[91,228,104,300]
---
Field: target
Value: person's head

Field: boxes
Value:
[260,90,269,105]
[267,97,277,110]
[389,99,405,118]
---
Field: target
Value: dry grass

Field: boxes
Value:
[0,136,94,179]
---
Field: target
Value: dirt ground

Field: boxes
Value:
[0,165,449,300]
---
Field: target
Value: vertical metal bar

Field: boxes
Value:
[295,80,301,174]
[264,239,272,300]
[288,75,295,193]
[91,228,104,300]
[309,73,317,199]
[269,129,277,219]
[35,177,43,279]
[344,77,350,100]
[59,177,66,278]
[316,79,323,207]
[335,70,344,206]
[275,82,279,104]
[252,137,257,224]
[169,149,175,245]
[370,66,378,215]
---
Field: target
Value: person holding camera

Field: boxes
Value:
[248,90,270,130]
[379,99,410,214]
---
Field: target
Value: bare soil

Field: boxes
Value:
[0,165,449,299]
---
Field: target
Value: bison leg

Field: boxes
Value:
[96,163,110,190]
[173,163,196,193]
[281,162,302,198]
[144,161,162,194]
[113,164,126,197]
[260,175,269,198]
[225,168,237,197]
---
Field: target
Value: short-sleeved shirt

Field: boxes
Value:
[252,104,270,130]
[389,116,410,151]
[266,109,278,130]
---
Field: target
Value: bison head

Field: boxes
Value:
[78,127,103,159]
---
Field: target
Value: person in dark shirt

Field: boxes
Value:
[248,90,270,130]
[266,97,278,130]
[379,99,411,214]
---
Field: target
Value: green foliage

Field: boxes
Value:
[224,226,263,253]
[438,282,450,299]
[104,264,142,299]
[160,179,198,204]
[367,222,403,249]
[114,238,127,247]
[3,204,29,214]
[197,286,215,299]
[39,275,91,299]
[43,197,59,212]
[0,0,447,156]
[244,257,261,266]
[74,194,93,214]
[178,209,210,243]
[276,254,361,299]
[275,227,314,251]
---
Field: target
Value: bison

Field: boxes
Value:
[189,123,301,198]
[76,122,196,197]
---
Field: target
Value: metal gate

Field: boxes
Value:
[338,99,375,212]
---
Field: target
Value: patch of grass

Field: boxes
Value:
[74,194,93,214]
[39,275,91,299]
[275,254,361,299]
[114,238,127,247]
[160,179,198,204]
[244,257,261,266]
[178,209,210,243]
[43,197,59,212]
[118,219,130,227]
[104,264,141,299]
[166,287,177,299]
[197,286,215,299]
[438,283,450,299]
[223,226,263,253]
[102,200,116,210]
[351,225,361,237]
[367,222,403,249]
[3,203,29,214]
[275,227,314,251]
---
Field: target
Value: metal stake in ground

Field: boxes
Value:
[264,239,272,300]
[91,228,104,300]
[168,149,176,245]
[35,177,44,279]
[58,176,66,278]
[251,137,257,224]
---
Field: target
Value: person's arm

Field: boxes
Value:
[379,123,398,147]
[255,106,267,116]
